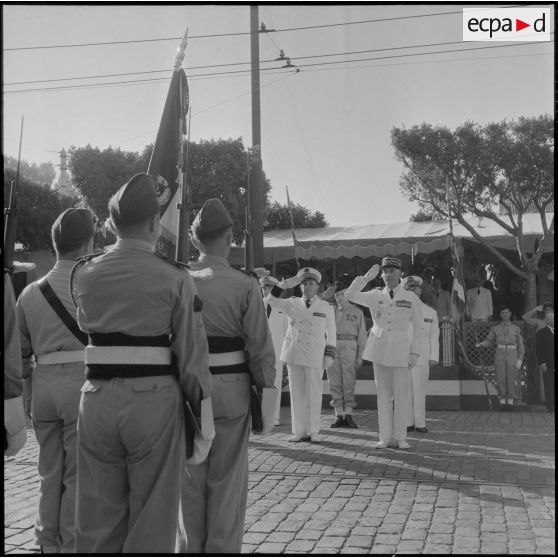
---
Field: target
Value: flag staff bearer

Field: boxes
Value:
[16,209,95,554]
[71,173,214,553]
[180,199,276,554]
[402,276,439,433]
[345,257,422,449]
[265,267,336,443]
[260,275,289,425]
[476,306,524,410]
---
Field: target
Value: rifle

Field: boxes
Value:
[3,116,24,273]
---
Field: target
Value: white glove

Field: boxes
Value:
[279,275,302,290]
[408,353,418,368]
[323,356,334,369]
[186,432,213,466]
[253,267,270,279]
[363,264,381,283]
[515,359,522,370]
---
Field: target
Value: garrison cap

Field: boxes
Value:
[297,267,321,284]
[52,208,96,253]
[542,302,554,312]
[259,275,279,287]
[192,198,233,234]
[402,275,423,290]
[381,256,402,270]
[108,173,160,225]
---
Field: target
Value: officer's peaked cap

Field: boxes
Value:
[259,275,279,287]
[109,173,160,225]
[381,256,402,270]
[297,267,321,283]
[402,275,423,290]
[192,198,233,234]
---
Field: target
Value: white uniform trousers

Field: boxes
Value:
[31,364,84,553]
[179,372,251,554]
[75,375,185,553]
[287,364,323,436]
[408,363,429,429]
[374,364,411,443]
[273,360,283,422]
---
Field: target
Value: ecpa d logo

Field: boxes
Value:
[462,7,551,42]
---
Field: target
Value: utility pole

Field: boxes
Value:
[250,5,264,268]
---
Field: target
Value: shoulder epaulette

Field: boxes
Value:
[155,251,190,270]
[69,252,105,308]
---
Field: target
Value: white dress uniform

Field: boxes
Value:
[345,280,422,444]
[264,298,289,422]
[265,281,336,438]
[467,285,493,321]
[408,301,439,429]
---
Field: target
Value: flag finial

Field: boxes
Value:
[174,28,189,71]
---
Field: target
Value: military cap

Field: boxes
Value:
[192,198,233,234]
[297,267,321,283]
[259,275,279,287]
[542,302,554,313]
[52,208,96,253]
[381,256,402,270]
[108,173,160,225]
[402,275,423,290]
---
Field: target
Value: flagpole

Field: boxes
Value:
[175,28,189,263]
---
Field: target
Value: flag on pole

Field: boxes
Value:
[449,235,467,315]
[285,186,301,268]
[148,39,189,258]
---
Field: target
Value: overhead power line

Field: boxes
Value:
[4,7,516,52]
[4,38,551,88]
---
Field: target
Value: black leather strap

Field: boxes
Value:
[37,278,88,345]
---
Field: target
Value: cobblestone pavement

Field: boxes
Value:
[4,409,555,555]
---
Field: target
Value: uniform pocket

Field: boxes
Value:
[130,377,176,393]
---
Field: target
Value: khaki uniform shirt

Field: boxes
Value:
[73,239,211,413]
[4,273,23,398]
[480,322,525,360]
[333,297,367,361]
[189,254,276,389]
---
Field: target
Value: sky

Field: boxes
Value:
[3,3,554,227]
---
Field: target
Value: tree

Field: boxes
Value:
[4,156,56,188]
[68,145,145,219]
[264,201,328,230]
[392,115,554,311]
[3,168,80,251]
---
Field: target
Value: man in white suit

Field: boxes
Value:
[260,275,289,425]
[402,276,439,434]
[265,267,336,443]
[466,277,493,321]
[345,257,422,449]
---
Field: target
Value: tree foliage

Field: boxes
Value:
[265,201,328,230]
[3,168,80,251]
[392,115,554,308]
[4,156,56,188]
[68,145,145,219]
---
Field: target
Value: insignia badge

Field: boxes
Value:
[396,300,412,308]
[154,175,171,206]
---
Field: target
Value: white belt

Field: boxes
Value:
[496,344,517,349]
[208,350,246,367]
[85,346,171,365]
[37,350,85,365]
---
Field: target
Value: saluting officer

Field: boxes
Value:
[325,280,367,429]
[260,275,289,425]
[265,267,336,443]
[180,199,276,554]
[476,306,525,409]
[345,257,422,449]
[16,209,95,554]
[402,276,439,433]
[72,173,213,553]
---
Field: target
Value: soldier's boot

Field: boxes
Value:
[344,414,358,429]
[330,416,346,428]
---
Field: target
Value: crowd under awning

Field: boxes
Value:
[229,212,554,266]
